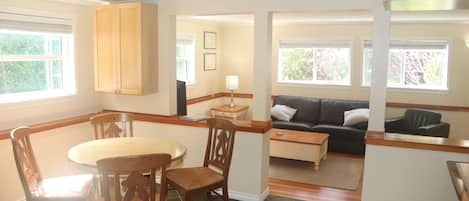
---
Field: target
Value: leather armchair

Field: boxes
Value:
[385,109,450,138]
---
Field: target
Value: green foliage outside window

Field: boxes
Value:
[280,48,313,81]
[279,47,350,84]
[0,31,65,95]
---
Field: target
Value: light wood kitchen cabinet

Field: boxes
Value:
[94,2,157,95]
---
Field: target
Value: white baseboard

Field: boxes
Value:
[219,187,270,201]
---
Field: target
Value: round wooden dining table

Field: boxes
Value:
[67,137,187,168]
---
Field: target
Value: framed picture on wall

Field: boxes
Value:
[204,53,216,71]
[204,31,216,49]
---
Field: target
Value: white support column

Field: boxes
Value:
[158,8,177,115]
[252,11,273,121]
[368,0,390,132]
[251,11,273,200]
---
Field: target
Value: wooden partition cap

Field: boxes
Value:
[0,113,100,140]
[366,131,469,154]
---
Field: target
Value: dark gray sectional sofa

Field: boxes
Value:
[272,95,369,155]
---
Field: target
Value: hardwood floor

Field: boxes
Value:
[269,152,364,201]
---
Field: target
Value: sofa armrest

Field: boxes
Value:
[385,117,405,133]
[417,122,450,138]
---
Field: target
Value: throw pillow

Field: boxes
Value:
[271,105,297,122]
[343,108,369,126]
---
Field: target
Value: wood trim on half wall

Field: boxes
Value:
[386,102,469,112]
[0,113,100,140]
[0,110,272,140]
[366,131,469,154]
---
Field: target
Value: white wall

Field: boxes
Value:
[100,0,374,116]
[362,145,469,201]
[0,0,101,130]
[176,20,224,99]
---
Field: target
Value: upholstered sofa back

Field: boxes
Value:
[319,99,369,125]
[273,95,369,125]
[404,108,442,130]
[273,95,321,123]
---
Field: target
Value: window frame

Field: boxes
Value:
[176,34,196,86]
[0,29,76,104]
[361,39,450,91]
[276,39,353,87]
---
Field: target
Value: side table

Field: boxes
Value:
[210,104,249,120]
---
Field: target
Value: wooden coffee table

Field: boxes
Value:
[270,128,329,171]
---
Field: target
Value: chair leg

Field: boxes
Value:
[223,184,229,201]
[184,193,191,201]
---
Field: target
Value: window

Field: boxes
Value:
[0,13,75,103]
[176,35,195,85]
[362,40,448,90]
[278,40,352,85]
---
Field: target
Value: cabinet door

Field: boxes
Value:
[117,3,142,95]
[94,6,117,93]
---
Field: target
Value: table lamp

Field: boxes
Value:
[226,75,239,108]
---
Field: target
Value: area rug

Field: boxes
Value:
[269,156,364,190]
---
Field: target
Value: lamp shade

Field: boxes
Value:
[226,75,239,90]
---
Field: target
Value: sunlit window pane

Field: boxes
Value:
[0,61,47,94]
[362,40,448,90]
[176,36,195,85]
[278,42,351,85]
[0,31,45,55]
[279,48,314,81]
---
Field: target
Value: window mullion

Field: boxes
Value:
[400,50,406,87]
[312,48,317,82]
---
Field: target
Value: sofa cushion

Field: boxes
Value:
[311,124,365,141]
[272,121,314,132]
[271,105,297,121]
[343,108,369,126]
[319,99,369,125]
[273,95,321,123]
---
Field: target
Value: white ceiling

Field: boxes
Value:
[177,10,469,26]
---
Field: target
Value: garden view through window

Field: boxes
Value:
[176,35,195,85]
[0,29,74,103]
[278,40,351,85]
[363,40,448,90]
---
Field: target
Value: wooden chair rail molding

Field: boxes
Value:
[0,111,271,140]
[366,131,469,154]
[105,110,271,134]
[0,113,99,140]
[188,92,469,112]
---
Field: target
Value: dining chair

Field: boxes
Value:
[90,112,134,139]
[165,118,236,201]
[97,154,171,201]
[10,126,97,201]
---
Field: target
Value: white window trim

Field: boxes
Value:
[0,9,76,104]
[277,39,353,87]
[176,33,196,86]
[360,38,450,91]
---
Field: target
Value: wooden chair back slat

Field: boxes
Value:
[97,154,171,201]
[203,119,236,178]
[90,112,134,139]
[10,127,42,201]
